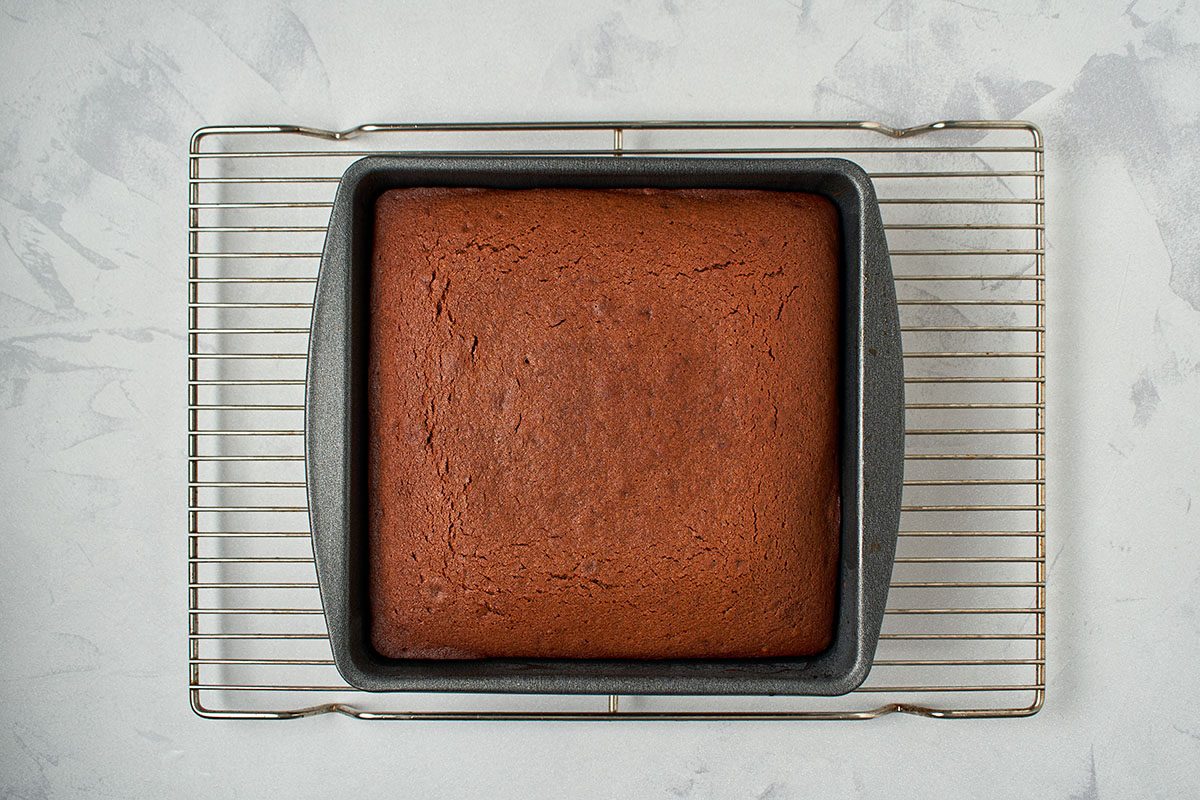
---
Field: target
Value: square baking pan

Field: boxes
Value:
[305,155,904,695]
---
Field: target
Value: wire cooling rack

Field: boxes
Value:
[187,120,1045,720]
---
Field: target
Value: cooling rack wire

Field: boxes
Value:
[187,120,1045,720]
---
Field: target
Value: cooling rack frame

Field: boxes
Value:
[187,119,1045,720]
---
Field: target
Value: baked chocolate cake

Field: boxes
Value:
[368,186,841,660]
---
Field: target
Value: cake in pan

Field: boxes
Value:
[368,186,841,660]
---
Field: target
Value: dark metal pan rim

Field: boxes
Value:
[306,155,904,695]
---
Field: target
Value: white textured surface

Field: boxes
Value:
[1,0,1198,797]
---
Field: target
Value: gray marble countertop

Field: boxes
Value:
[2,0,1198,797]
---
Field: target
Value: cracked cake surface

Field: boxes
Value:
[368,186,841,660]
